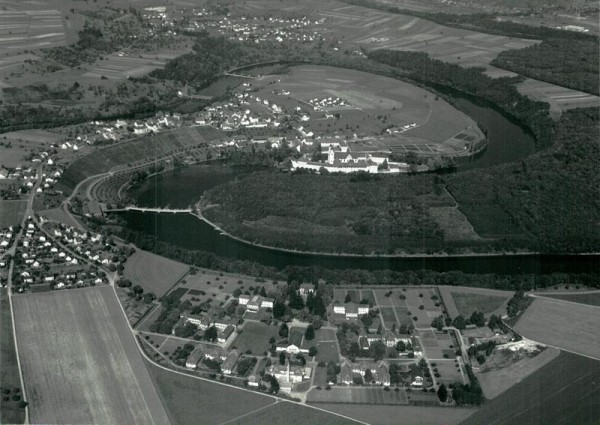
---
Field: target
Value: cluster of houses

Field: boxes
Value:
[0,226,15,254]
[267,362,312,390]
[307,96,348,111]
[83,112,183,143]
[13,221,106,291]
[339,360,425,388]
[195,92,284,132]
[238,294,275,313]
[186,14,325,45]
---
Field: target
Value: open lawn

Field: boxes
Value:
[452,292,508,318]
[439,286,511,319]
[144,360,277,425]
[0,289,25,425]
[0,200,27,228]
[316,341,340,363]
[514,297,600,359]
[231,321,279,356]
[124,249,189,297]
[312,403,473,425]
[538,292,600,307]
[13,287,170,425]
[462,352,600,425]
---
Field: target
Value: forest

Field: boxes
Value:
[491,38,599,95]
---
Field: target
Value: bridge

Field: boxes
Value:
[104,206,193,214]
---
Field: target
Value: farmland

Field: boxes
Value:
[307,386,408,404]
[0,289,25,425]
[477,346,560,399]
[13,287,170,425]
[124,249,189,297]
[538,292,600,307]
[0,200,27,228]
[462,352,600,425]
[310,403,473,425]
[0,5,65,56]
[254,65,482,152]
[144,360,279,425]
[82,50,184,81]
[513,297,600,359]
[226,400,361,425]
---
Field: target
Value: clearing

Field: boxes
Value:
[13,286,170,425]
[514,297,600,359]
[124,249,189,297]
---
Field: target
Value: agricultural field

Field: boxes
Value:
[144,360,280,425]
[227,400,361,425]
[231,321,279,356]
[0,289,26,425]
[477,346,560,399]
[513,297,600,359]
[311,403,473,425]
[538,292,600,307]
[438,286,511,319]
[124,249,189,296]
[82,50,184,80]
[256,65,481,152]
[307,386,408,404]
[13,286,170,425]
[0,4,66,56]
[462,352,600,425]
[0,200,27,228]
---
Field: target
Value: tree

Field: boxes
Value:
[308,346,318,357]
[453,315,467,330]
[437,384,448,402]
[370,341,386,361]
[348,342,360,359]
[431,315,444,331]
[396,341,406,352]
[279,351,286,365]
[204,326,218,342]
[279,323,289,338]
[305,324,315,340]
[132,284,144,295]
[143,292,156,304]
[470,311,485,327]
[288,291,304,310]
[364,368,373,383]
[344,293,352,303]
[273,301,286,319]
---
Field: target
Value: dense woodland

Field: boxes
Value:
[491,39,599,95]
[447,107,600,253]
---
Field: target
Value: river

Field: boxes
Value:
[121,94,598,275]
